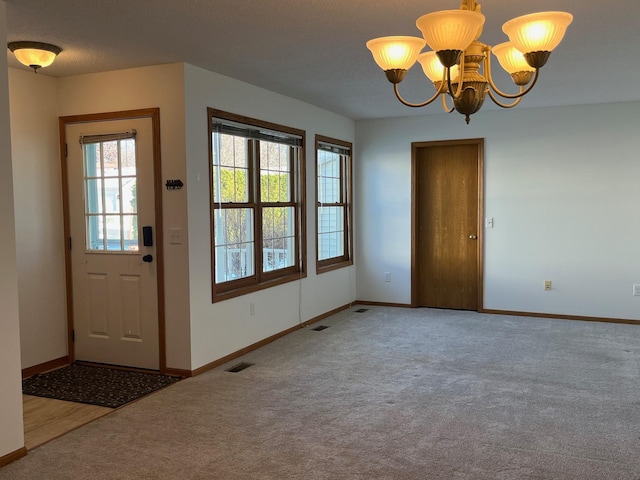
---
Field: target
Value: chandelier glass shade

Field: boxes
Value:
[7,41,61,73]
[366,1,572,123]
[416,10,485,54]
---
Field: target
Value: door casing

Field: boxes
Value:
[59,108,166,372]
[411,138,484,310]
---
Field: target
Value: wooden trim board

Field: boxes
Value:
[22,356,69,379]
[0,447,27,468]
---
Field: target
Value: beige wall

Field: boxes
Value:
[0,0,26,458]
[9,68,67,369]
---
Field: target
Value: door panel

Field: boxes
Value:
[414,141,482,310]
[66,118,159,369]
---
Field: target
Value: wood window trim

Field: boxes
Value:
[315,134,353,275]
[208,108,307,303]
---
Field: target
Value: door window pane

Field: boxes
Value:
[83,137,138,252]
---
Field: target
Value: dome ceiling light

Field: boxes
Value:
[8,41,62,73]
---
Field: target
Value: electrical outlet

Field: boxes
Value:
[633,284,640,296]
[544,280,552,291]
[384,272,391,282]
[250,301,255,315]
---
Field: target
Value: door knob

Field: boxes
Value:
[469,235,477,240]
[142,254,153,263]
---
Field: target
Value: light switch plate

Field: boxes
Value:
[169,228,183,245]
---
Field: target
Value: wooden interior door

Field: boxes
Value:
[412,139,483,310]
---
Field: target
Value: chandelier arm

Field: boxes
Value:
[487,89,524,108]
[392,82,446,108]
[484,52,541,99]
[441,92,455,113]
[446,53,466,100]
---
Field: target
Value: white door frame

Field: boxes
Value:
[59,108,166,373]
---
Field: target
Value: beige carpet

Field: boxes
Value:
[2,307,640,479]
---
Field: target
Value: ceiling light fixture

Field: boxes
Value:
[7,41,62,73]
[366,0,572,124]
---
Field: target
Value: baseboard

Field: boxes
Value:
[0,446,27,468]
[354,300,412,308]
[482,309,640,326]
[191,303,352,377]
[164,368,192,378]
[22,356,69,379]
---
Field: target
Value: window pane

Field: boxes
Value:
[317,151,341,204]
[214,208,255,282]
[217,134,248,167]
[213,133,250,203]
[87,215,104,250]
[102,141,119,177]
[85,179,103,214]
[121,139,136,170]
[122,177,137,214]
[260,142,290,202]
[319,177,340,204]
[105,215,122,251]
[215,167,248,203]
[104,178,120,214]
[84,144,102,177]
[318,206,345,261]
[122,214,138,251]
[263,206,295,272]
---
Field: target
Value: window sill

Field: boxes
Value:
[212,270,308,303]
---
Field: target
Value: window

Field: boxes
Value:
[209,109,306,301]
[81,131,138,252]
[315,135,353,273]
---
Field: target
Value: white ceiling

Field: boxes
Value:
[5,0,640,120]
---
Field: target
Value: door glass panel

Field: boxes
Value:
[102,141,119,177]
[85,179,103,214]
[83,137,138,252]
[104,178,120,214]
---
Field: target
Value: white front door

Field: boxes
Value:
[66,118,159,370]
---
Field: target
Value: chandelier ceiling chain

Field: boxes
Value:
[366,0,572,124]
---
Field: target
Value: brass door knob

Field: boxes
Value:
[469,235,477,239]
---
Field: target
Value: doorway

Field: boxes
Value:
[411,138,484,310]
[60,109,166,372]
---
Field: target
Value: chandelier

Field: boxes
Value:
[366,0,572,124]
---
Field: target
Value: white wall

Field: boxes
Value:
[9,68,68,369]
[57,63,192,370]
[0,0,26,458]
[183,64,356,369]
[356,101,640,320]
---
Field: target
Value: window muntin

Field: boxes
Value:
[82,134,138,252]
[316,135,353,272]
[209,109,306,301]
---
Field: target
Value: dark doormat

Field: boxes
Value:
[22,364,180,408]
